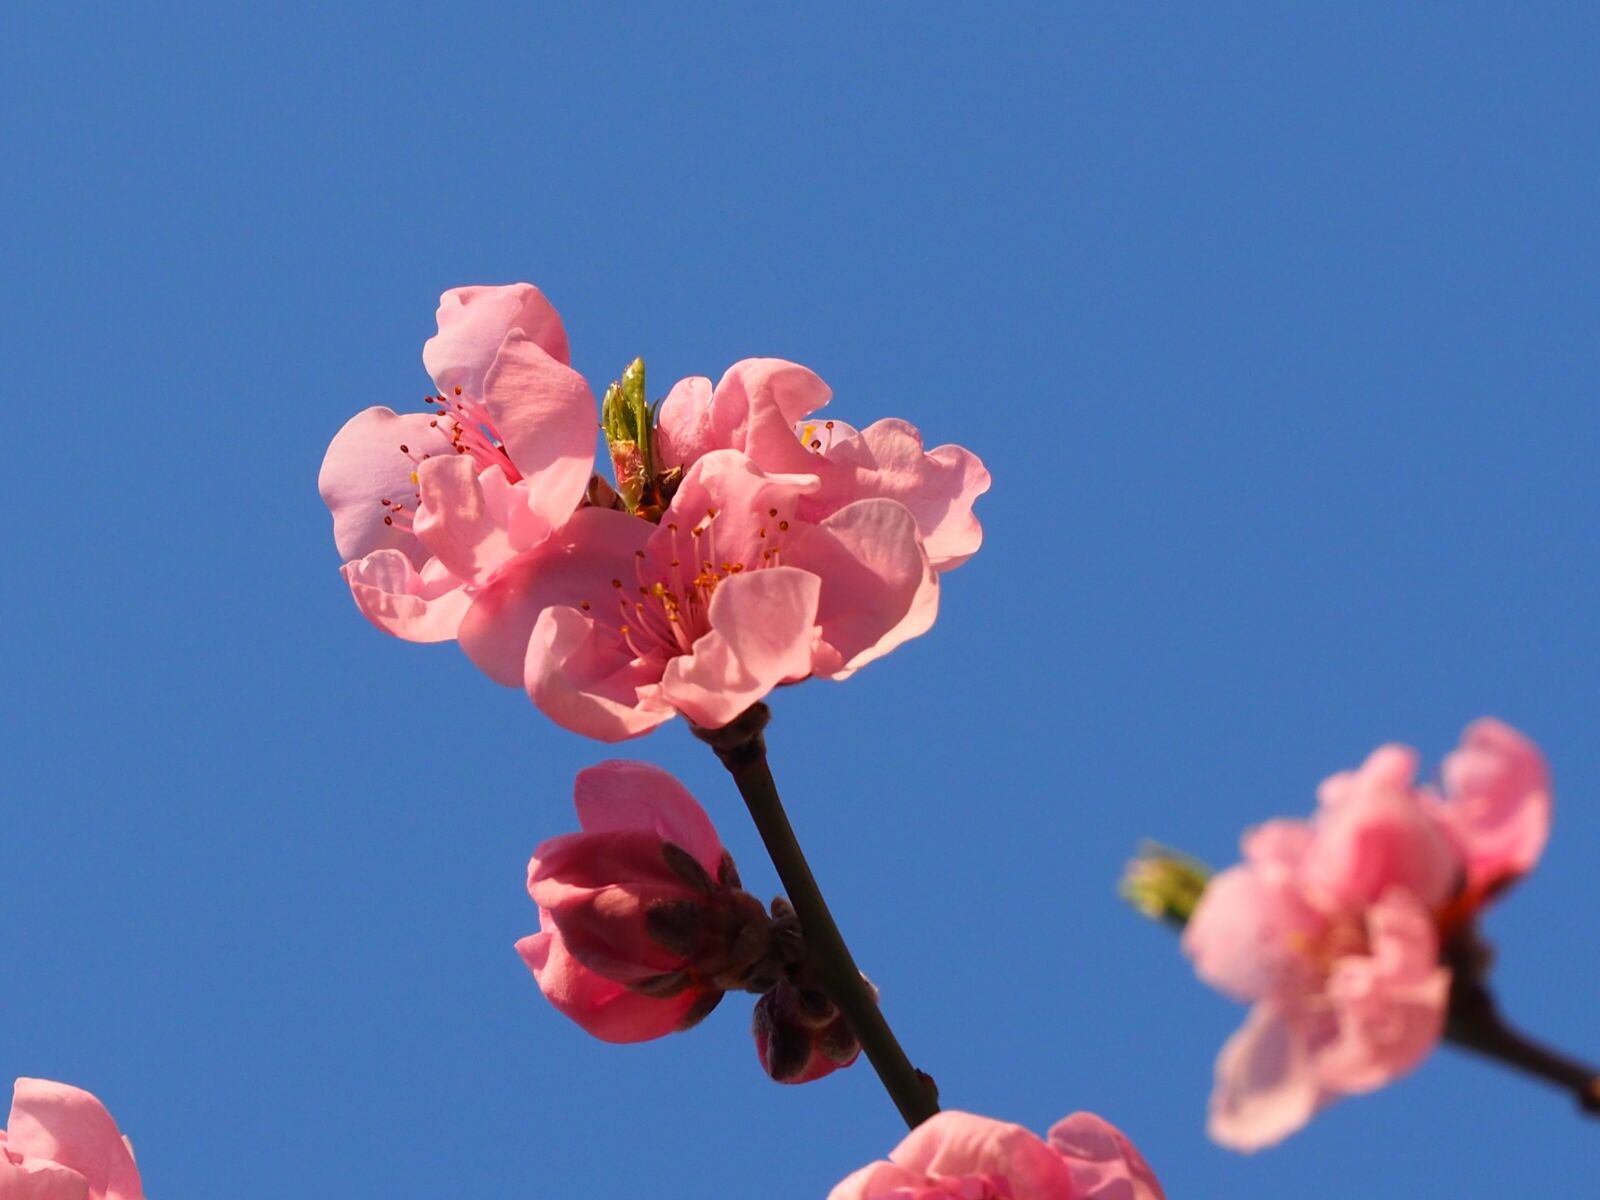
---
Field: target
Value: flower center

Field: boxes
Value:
[377,386,520,532]
[579,506,793,661]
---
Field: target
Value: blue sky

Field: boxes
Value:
[8,4,1598,1196]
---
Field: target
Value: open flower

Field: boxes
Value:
[655,358,990,569]
[318,283,598,642]
[829,1110,1164,1200]
[1182,719,1551,1150]
[1,1078,144,1200]
[517,761,789,1043]
[461,448,938,740]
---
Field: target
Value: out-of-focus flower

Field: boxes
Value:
[462,449,938,740]
[655,359,990,570]
[517,761,790,1042]
[319,283,597,642]
[1,1078,144,1200]
[1181,719,1551,1150]
[828,1110,1164,1200]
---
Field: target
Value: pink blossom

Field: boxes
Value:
[828,1110,1164,1200]
[319,283,598,642]
[517,761,781,1043]
[1182,719,1551,1150]
[0,1078,143,1200]
[461,448,938,740]
[655,359,990,569]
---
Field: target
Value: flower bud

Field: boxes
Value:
[752,977,865,1084]
[1120,843,1211,927]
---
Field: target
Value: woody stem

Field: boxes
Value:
[693,703,940,1130]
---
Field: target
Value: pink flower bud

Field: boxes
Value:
[518,761,780,1043]
[1,1078,145,1200]
[752,978,861,1084]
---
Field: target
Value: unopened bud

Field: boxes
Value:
[1120,842,1211,928]
[752,978,865,1084]
[601,357,656,512]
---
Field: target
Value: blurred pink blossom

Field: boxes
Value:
[1183,718,1550,1150]
[1,1078,144,1200]
[828,1110,1164,1200]
[517,761,782,1043]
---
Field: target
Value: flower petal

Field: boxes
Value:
[480,330,598,525]
[459,506,650,686]
[783,498,938,674]
[341,550,472,643]
[659,567,821,730]
[318,408,453,565]
[6,1080,143,1200]
[1046,1112,1166,1200]
[0,1156,90,1200]
[525,606,675,741]
[1207,1005,1327,1152]
[1183,864,1322,1003]
[412,459,523,584]
[710,358,831,465]
[423,283,570,397]
[655,375,714,470]
[1435,718,1551,896]
[572,761,725,876]
[889,1111,1075,1200]
[516,930,694,1043]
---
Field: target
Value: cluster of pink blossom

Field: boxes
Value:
[317,282,989,740]
[1181,719,1551,1149]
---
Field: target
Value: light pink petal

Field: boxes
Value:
[459,506,650,686]
[710,359,832,460]
[0,1157,90,1200]
[1435,718,1552,894]
[1183,865,1322,1003]
[525,606,675,741]
[1047,1113,1166,1200]
[655,375,715,470]
[1317,891,1449,1093]
[479,331,598,525]
[1302,747,1459,912]
[889,1112,1076,1200]
[826,1161,931,1200]
[572,761,725,875]
[783,498,938,675]
[412,459,522,584]
[341,549,472,643]
[1317,744,1417,809]
[645,449,821,572]
[7,1080,143,1200]
[811,419,991,571]
[1240,819,1313,871]
[1207,1005,1327,1152]
[660,568,821,730]
[318,407,453,565]
[516,930,694,1043]
[423,283,570,397]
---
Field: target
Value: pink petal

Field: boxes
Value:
[783,499,938,674]
[341,550,472,643]
[458,506,650,687]
[659,567,822,730]
[479,331,598,527]
[525,606,675,741]
[572,761,725,876]
[710,359,832,466]
[1183,864,1322,1003]
[825,1161,929,1200]
[413,459,521,584]
[1046,1113,1166,1200]
[516,930,694,1043]
[655,375,714,470]
[888,1112,1076,1200]
[811,419,991,570]
[1207,1005,1327,1152]
[1317,891,1448,1093]
[1435,718,1551,895]
[6,1080,143,1200]
[1302,747,1459,912]
[0,1156,90,1200]
[318,407,453,565]
[423,283,570,398]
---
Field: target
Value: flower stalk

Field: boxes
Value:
[693,703,940,1129]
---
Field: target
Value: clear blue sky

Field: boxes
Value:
[8,5,1598,1196]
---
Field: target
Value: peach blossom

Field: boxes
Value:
[0,1078,143,1200]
